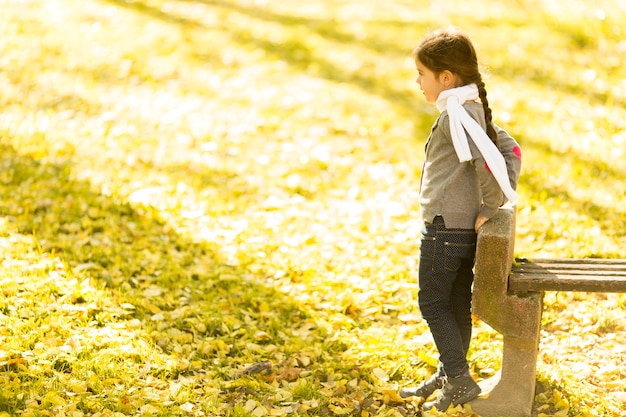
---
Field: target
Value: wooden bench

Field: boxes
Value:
[467,208,626,417]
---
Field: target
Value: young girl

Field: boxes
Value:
[399,28,521,412]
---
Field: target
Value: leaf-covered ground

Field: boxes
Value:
[0,0,625,416]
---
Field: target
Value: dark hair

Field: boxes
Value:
[413,27,499,148]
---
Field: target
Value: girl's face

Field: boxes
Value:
[415,59,447,103]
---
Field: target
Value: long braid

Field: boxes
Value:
[476,78,500,149]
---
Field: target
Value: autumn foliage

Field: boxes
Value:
[0,0,625,416]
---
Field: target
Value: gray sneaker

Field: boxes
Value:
[398,372,446,399]
[422,374,481,411]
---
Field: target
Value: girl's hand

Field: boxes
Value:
[475,214,489,233]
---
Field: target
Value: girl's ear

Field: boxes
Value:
[439,70,457,87]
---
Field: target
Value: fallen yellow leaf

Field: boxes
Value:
[43,391,66,407]
[372,368,388,381]
[269,407,290,416]
[382,389,404,404]
[69,380,88,393]
[328,404,352,415]
[555,398,569,410]
[252,405,268,417]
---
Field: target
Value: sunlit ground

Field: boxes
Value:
[0,0,625,416]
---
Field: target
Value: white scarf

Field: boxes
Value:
[436,84,518,204]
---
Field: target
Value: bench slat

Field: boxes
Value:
[515,258,626,265]
[509,258,626,292]
[514,266,626,276]
[515,258,626,268]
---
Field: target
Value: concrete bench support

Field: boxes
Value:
[469,208,543,417]
[466,208,626,416]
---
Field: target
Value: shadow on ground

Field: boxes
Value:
[0,141,354,414]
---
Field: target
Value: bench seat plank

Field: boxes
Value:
[509,258,626,292]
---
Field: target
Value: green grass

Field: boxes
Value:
[0,0,625,416]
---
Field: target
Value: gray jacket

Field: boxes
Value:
[419,102,521,229]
